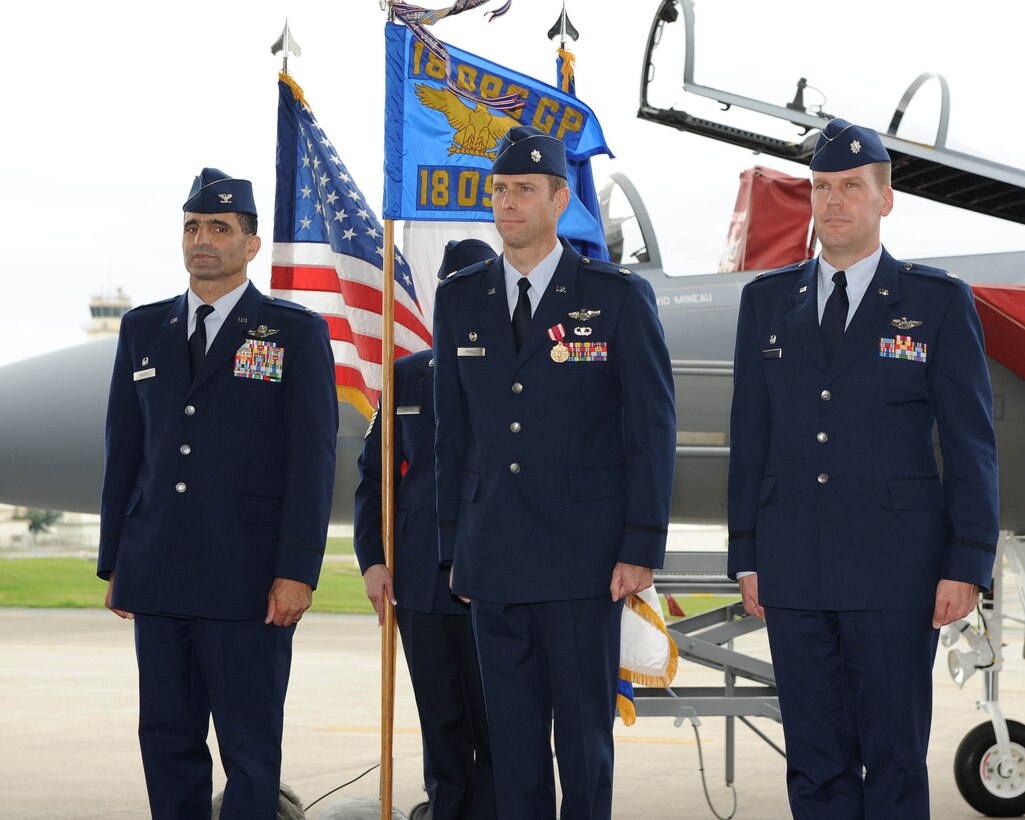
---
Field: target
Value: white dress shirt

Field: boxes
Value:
[503,242,564,319]
[187,279,250,352]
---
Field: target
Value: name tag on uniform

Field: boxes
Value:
[396,406,422,415]
[458,347,486,357]
[761,348,782,359]
[133,368,157,381]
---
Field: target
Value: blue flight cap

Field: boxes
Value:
[183,167,257,215]
[492,126,568,179]
[437,238,498,280]
[809,119,890,172]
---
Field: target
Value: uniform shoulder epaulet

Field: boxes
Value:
[125,295,177,315]
[750,259,810,284]
[579,256,634,277]
[262,294,324,318]
[396,349,433,370]
[897,260,963,284]
[438,257,493,287]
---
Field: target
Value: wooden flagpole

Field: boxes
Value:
[380,218,398,819]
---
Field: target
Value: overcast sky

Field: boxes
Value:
[2,0,1023,366]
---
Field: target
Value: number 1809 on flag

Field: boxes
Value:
[417,165,494,214]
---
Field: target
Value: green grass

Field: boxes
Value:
[0,557,104,609]
[308,563,374,613]
[0,554,374,614]
[0,548,737,620]
[662,593,741,621]
[325,535,354,556]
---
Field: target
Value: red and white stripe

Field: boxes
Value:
[271,241,431,413]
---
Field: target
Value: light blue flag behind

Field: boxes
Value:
[383,23,611,259]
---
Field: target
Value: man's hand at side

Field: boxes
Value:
[933,579,979,629]
[265,577,313,627]
[610,562,653,602]
[739,574,764,621]
[105,572,134,620]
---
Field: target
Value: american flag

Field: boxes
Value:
[271,73,431,420]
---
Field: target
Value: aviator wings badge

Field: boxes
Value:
[247,324,280,338]
[890,317,923,331]
[568,309,601,322]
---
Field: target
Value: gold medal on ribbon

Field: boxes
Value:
[547,323,569,363]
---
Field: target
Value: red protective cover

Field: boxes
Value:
[971,285,1025,381]
[719,166,815,273]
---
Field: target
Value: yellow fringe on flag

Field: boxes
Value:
[557,48,576,94]
[279,71,312,112]
[620,592,679,688]
[338,385,374,421]
[617,691,637,727]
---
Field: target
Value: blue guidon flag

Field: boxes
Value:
[271,72,432,421]
[382,22,612,260]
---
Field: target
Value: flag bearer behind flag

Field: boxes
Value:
[356,239,499,820]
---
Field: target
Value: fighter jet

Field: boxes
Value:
[1,165,1021,530]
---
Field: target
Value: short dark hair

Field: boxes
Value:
[238,212,258,236]
[547,175,568,197]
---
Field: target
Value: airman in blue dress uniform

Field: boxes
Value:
[433,127,676,819]
[727,121,999,818]
[98,168,338,819]
[355,238,498,820]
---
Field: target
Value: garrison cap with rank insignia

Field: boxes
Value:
[492,125,568,180]
[810,118,890,172]
[437,238,498,280]
[183,167,257,215]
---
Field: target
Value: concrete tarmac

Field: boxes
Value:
[1,606,1022,819]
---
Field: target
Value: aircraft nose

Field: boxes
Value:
[0,339,114,513]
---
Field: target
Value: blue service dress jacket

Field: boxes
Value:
[98,282,338,620]
[354,349,466,614]
[433,240,677,603]
[727,249,999,611]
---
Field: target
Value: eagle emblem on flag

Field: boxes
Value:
[414,84,519,159]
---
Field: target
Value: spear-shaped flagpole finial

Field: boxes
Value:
[271,19,302,75]
[546,1,579,49]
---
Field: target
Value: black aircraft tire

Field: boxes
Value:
[954,720,1025,816]
[408,801,431,820]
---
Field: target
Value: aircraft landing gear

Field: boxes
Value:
[954,718,1025,816]
[947,534,1025,817]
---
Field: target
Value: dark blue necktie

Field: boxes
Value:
[820,270,848,363]
[512,278,531,351]
[189,304,215,380]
